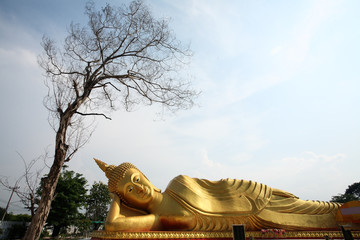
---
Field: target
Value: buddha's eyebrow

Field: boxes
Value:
[131,173,139,180]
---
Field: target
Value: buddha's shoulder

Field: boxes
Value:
[170,175,256,187]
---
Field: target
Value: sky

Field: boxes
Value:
[0,0,359,214]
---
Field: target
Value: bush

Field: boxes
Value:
[7,222,27,239]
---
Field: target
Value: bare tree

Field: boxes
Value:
[15,153,47,217]
[0,152,47,218]
[0,178,20,221]
[23,1,198,239]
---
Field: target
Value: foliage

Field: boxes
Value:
[7,222,27,239]
[44,168,87,237]
[73,214,91,235]
[7,213,32,222]
[86,181,110,229]
[0,207,31,222]
[40,228,50,238]
[345,182,360,198]
[0,206,9,221]
[331,182,360,203]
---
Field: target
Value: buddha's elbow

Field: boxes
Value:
[104,222,114,232]
[105,218,130,232]
[105,221,119,232]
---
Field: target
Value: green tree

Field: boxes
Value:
[345,182,360,198]
[24,1,197,239]
[74,213,91,236]
[0,210,31,239]
[331,182,360,203]
[86,181,110,229]
[7,213,31,222]
[0,206,10,221]
[7,222,27,240]
[45,168,87,237]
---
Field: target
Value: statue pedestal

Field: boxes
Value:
[91,230,360,240]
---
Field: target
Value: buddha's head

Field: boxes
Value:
[94,158,161,210]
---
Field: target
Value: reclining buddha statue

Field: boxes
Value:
[95,159,341,232]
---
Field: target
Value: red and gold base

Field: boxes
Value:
[91,230,360,240]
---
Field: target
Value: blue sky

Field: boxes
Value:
[0,0,359,214]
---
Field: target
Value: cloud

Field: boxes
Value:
[0,48,38,68]
[230,152,253,163]
[282,1,340,71]
[276,151,346,176]
[168,0,248,57]
[304,151,346,163]
[201,148,222,168]
[171,1,342,111]
[188,148,233,180]
[0,13,40,70]
[170,116,233,141]
[254,151,348,200]
[183,150,349,201]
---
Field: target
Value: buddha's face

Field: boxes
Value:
[118,168,158,210]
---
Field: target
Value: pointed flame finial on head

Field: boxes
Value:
[94,158,107,172]
[94,158,116,180]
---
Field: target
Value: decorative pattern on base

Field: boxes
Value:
[91,230,360,239]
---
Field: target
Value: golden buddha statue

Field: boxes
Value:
[95,159,341,232]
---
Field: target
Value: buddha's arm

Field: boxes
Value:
[105,194,196,231]
[106,214,160,231]
[105,194,161,231]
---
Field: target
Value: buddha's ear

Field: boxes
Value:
[151,183,161,193]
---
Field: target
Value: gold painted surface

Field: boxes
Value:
[91,230,360,239]
[94,159,342,232]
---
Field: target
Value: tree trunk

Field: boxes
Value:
[52,225,61,237]
[30,193,35,217]
[23,118,69,240]
[23,77,89,240]
[23,168,62,239]
[22,154,65,240]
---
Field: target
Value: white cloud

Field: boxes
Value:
[172,116,233,140]
[0,48,38,68]
[189,148,233,180]
[255,151,349,200]
[168,0,248,57]
[304,151,346,163]
[243,134,267,152]
[201,148,221,168]
[230,152,253,163]
[180,150,349,201]
[282,1,340,71]
[278,151,346,175]
[172,1,342,110]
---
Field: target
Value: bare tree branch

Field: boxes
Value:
[75,111,112,120]
[0,152,48,217]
